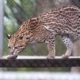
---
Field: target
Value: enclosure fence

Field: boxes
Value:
[3,0,80,68]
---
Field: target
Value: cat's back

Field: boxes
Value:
[40,5,80,24]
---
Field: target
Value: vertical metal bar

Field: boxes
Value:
[0,0,3,57]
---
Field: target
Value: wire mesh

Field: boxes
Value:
[4,0,80,69]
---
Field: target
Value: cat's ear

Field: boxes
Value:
[6,34,11,39]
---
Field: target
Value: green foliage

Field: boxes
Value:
[20,0,36,18]
[56,36,66,56]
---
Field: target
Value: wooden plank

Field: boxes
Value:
[0,56,80,67]
[2,56,80,59]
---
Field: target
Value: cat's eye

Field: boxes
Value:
[19,36,23,40]
[26,37,29,39]
[8,46,11,49]
[15,46,23,49]
[20,46,24,48]
[15,46,18,49]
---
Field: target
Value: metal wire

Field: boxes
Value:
[4,1,80,68]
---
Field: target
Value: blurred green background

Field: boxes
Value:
[4,0,75,71]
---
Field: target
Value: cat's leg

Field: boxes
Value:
[46,35,55,59]
[61,36,74,58]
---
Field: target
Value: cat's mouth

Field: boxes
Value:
[7,54,18,59]
[7,47,25,59]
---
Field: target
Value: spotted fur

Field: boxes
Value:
[7,5,80,59]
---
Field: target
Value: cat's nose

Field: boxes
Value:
[10,48,15,54]
[7,54,17,59]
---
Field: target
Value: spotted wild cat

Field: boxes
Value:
[7,6,80,59]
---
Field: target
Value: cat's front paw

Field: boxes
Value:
[62,54,69,59]
[47,55,55,59]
